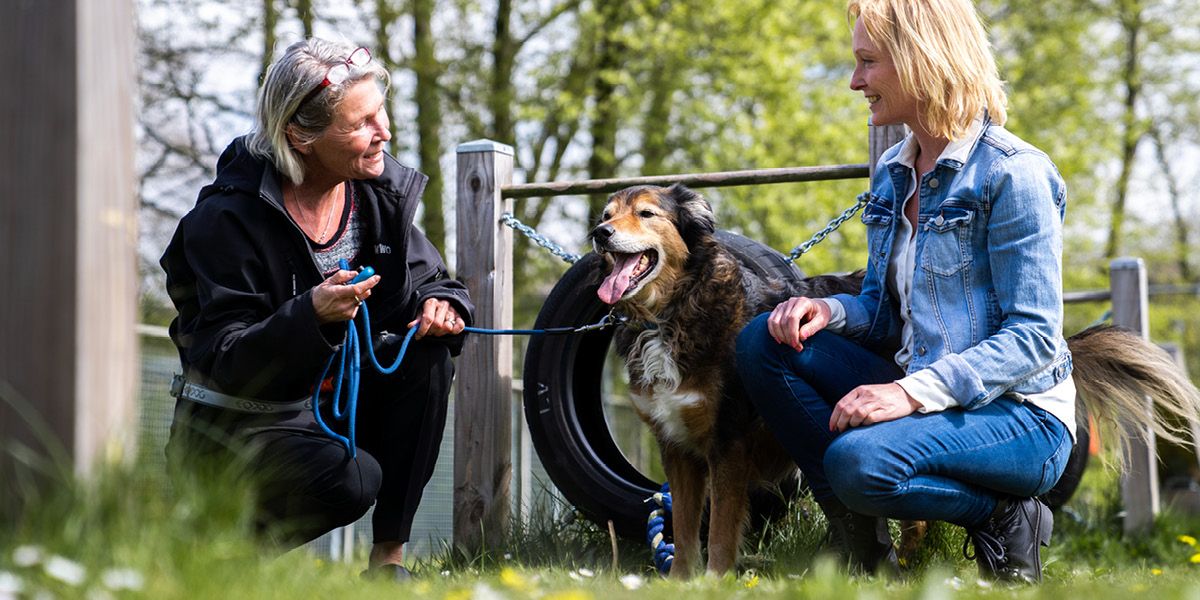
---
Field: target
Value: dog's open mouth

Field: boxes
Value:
[598,250,659,304]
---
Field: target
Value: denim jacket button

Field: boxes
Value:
[929,178,940,189]
[917,346,927,356]
[933,215,945,226]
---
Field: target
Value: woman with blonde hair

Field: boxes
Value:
[737,0,1073,583]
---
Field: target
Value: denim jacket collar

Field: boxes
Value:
[885,112,990,173]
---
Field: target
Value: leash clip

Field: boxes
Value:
[574,308,627,333]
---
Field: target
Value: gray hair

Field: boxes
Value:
[246,38,390,185]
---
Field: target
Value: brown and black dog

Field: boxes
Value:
[590,184,860,577]
[590,183,1200,578]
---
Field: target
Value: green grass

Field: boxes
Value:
[3,455,1200,599]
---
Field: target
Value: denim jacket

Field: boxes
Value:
[828,116,1073,410]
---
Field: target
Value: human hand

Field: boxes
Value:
[407,298,465,339]
[829,383,921,432]
[312,269,380,324]
[767,296,832,351]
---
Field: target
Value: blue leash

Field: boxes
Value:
[646,482,675,574]
[310,262,623,457]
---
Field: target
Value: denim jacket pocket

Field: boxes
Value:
[920,204,974,277]
[861,194,894,272]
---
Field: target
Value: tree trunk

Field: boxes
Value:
[413,0,446,252]
[259,0,277,86]
[489,0,517,145]
[1105,1,1144,262]
[375,0,401,157]
[295,0,313,38]
[586,0,626,218]
[640,59,678,176]
[1148,126,1192,281]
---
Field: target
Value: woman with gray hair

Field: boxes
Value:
[161,38,473,580]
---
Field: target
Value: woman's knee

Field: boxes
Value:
[311,451,384,524]
[824,432,903,515]
[343,453,384,518]
[735,313,774,370]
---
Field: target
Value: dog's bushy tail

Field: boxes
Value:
[1067,325,1200,467]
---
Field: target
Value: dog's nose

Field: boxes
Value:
[591,224,615,243]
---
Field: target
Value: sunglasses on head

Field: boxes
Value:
[293,47,372,115]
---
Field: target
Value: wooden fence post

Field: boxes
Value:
[0,0,137,503]
[868,121,907,179]
[1110,257,1159,534]
[453,140,515,551]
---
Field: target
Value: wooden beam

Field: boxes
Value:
[0,0,137,496]
[1110,257,1159,534]
[501,164,869,198]
[453,139,515,551]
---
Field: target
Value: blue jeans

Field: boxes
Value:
[735,313,1072,528]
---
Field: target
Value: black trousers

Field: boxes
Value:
[167,341,453,548]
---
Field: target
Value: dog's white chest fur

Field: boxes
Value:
[627,329,702,445]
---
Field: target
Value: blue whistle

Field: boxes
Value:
[339,259,375,284]
[349,266,375,285]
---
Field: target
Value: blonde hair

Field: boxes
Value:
[246,38,390,185]
[847,0,1007,140]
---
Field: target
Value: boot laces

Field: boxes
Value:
[963,528,1008,571]
[964,504,1018,570]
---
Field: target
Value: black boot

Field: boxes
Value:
[964,497,1053,584]
[818,498,900,576]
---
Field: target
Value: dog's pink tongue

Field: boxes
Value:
[598,253,642,305]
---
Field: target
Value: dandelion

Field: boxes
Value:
[1151,568,1163,576]
[1178,535,1197,547]
[619,574,644,590]
[499,567,531,592]
[12,546,42,568]
[101,568,144,591]
[44,555,86,586]
[1190,553,1200,565]
[744,575,760,589]
[0,571,23,594]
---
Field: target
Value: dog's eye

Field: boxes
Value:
[601,212,611,221]
[639,210,655,219]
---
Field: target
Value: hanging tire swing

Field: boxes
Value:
[521,230,1090,539]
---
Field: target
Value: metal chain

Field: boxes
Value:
[786,192,871,263]
[501,192,868,267]
[500,212,583,264]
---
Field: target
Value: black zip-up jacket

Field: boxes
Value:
[160,137,474,403]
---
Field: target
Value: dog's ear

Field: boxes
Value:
[669,184,715,247]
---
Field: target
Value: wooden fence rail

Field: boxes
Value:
[501,164,868,198]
